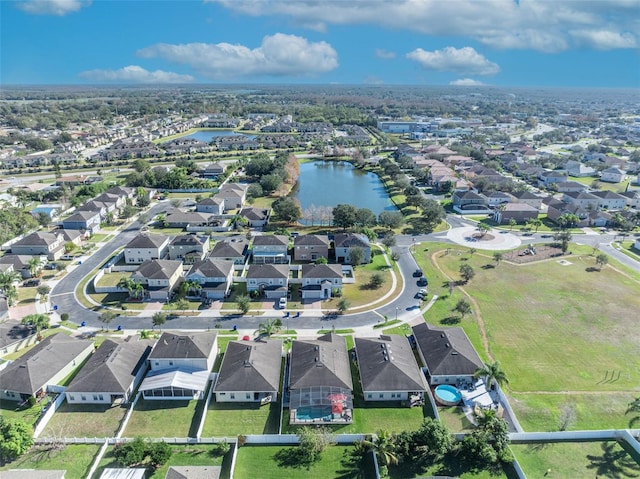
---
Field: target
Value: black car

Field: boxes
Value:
[413,269,423,277]
[23,279,41,287]
[417,276,428,286]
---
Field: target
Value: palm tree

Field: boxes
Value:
[0,270,21,292]
[476,223,490,237]
[28,257,42,278]
[626,397,640,427]
[474,361,509,390]
[152,311,167,331]
[22,313,50,340]
[117,277,144,300]
[180,280,202,298]
[493,252,503,266]
[361,430,398,467]
[3,287,18,307]
[529,218,543,233]
[254,318,282,337]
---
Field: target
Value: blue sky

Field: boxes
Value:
[2,0,639,87]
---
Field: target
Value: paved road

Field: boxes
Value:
[50,211,640,332]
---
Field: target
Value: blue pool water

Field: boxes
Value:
[296,405,332,421]
[435,385,462,404]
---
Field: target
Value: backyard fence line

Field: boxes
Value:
[509,429,640,443]
[242,434,366,445]
[228,440,239,479]
[86,439,110,479]
[196,379,216,439]
[115,391,140,439]
[370,449,381,479]
[33,392,66,439]
[497,385,523,433]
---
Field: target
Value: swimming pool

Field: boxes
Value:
[434,385,462,406]
[295,405,333,421]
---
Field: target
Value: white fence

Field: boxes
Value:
[243,433,365,445]
[34,391,66,438]
[92,269,130,293]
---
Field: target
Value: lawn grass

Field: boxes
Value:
[0,444,100,479]
[17,285,38,303]
[94,444,229,479]
[125,398,202,437]
[201,401,281,437]
[381,324,412,336]
[41,401,127,438]
[233,445,374,479]
[94,271,131,287]
[0,397,52,426]
[438,406,476,433]
[511,441,640,478]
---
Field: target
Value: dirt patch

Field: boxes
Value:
[503,244,565,264]
[471,233,495,241]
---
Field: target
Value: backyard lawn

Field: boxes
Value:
[94,271,131,287]
[201,401,280,436]
[124,398,203,437]
[94,444,230,479]
[0,444,100,479]
[233,445,375,479]
[415,242,640,431]
[41,401,127,438]
[0,397,52,426]
[511,441,640,478]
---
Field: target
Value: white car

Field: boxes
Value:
[278,297,287,309]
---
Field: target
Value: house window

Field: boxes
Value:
[230,393,235,399]
[99,394,104,401]
[379,394,384,399]
[246,393,251,400]
[93,394,98,401]
[155,362,159,366]
[169,362,173,366]
[69,395,75,401]
[81,395,86,401]
[367,394,372,399]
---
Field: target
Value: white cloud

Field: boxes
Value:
[450,78,485,86]
[79,65,194,84]
[375,49,396,59]
[570,30,637,50]
[208,0,639,52]
[137,33,338,78]
[407,47,500,76]
[16,0,90,16]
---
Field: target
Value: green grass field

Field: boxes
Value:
[512,441,640,478]
[201,401,280,436]
[125,398,202,437]
[0,444,100,479]
[415,242,640,432]
[233,445,375,479]
[41,401,127,438]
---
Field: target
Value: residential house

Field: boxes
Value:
[131,259,184,301]
[168,234,210,264]
[185,258,234,299]
[215,183,249,210]
[0,333,93,402]
[355,335,428,402]
[124,234,170,264]
[200,163,225,179]
[412,323,484,386]
[245,264,289,299]
[562,191,600,210]
[0,319,37,358]
[333,233,371,264]
[209,238,249,265]
[293,234,330,262]
[240,207,270,228]
[31,204,63,221]
[65,338,153,405]
[592,191,628,210]
[11,231,65,261]
[56,175,89,187]
[62,210,101,233]
[510,191,543,210]
[140,332,217,400]
[619,190,640,209]
[635,238,640,250]
[163,211,221,229]
[484,191,514,208]
[289,333,353,424]
[565,160,596,177]
[301,264,343,300]
[493,203,539,224]
[600,167,626,183]
[213,339,283,402]
[106,185,137,203]
[252,235,289,264]
[556,181,587,193]
[452,190,488,207]
[538,170,568,187]
[0,255,34,278]
[195,197,225,215]
[546,201,590,228]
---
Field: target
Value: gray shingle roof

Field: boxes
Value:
[13,231,59,247]
[355,335,427,393]
[412,323,483,377]
[333,233,370,248]
[240,207,269,221]
[214,339,282,393]
[289,333,352,390]
[210,239,248,258]
[252,235,288,246]
[170,234,206,247]
[294,234,330,247]
[149,332,217,360]
[134,259,182,280]
[187,258,233,279]
[66,338,153,394]
[125,233,168,249]
[246,264,289,279]
[0,333,93,395]
[302,264,342,279]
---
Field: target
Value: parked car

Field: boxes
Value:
[417,289,428,299]
[23,279,41,287]
[44,263,57,270]
[278,297,287,309]
[413,269,423,277]
[417,276,428,287]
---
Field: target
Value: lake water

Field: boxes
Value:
[293,161,396,216]
[183,130,255,142]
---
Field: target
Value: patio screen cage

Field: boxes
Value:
[289,386,353,411]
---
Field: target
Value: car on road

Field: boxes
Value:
[278,297,287,309]
[416,289,428,299]
[417,276,428,287]
[413,269,423,277]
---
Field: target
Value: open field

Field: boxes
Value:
[124,398,203,437]
[201,401,280,436]
[41,401,127,438]
[415,242,640,431]
[511,441,640,478]
[0,444,100,479]
[233,445,375,479]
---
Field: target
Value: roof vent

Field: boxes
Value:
[445,343,450,348]
[451,352,458,355]
[441,333,445,338]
